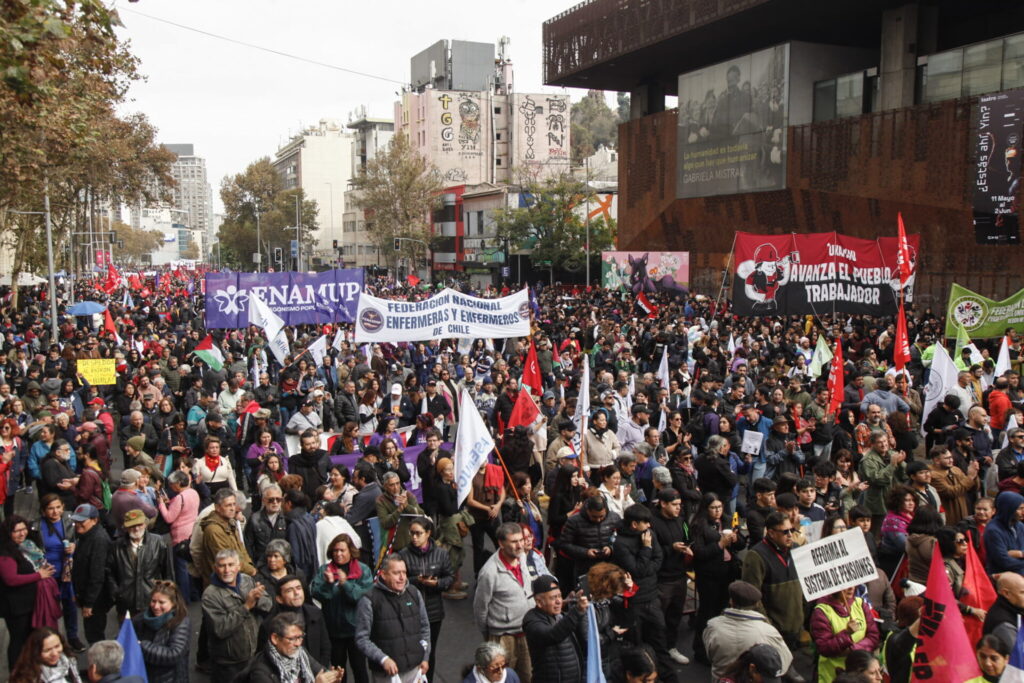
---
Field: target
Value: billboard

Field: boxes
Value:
[428,90,493,185]
[973,91,1023,245]
[512,93,571,179]
[602,251,689,295]
[677,44,789,198]
[731,231,920,316]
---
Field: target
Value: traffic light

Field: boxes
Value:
[274,247,283,264]
[332,239,339,250]
[394,238,402,252]
[109,231,117,244]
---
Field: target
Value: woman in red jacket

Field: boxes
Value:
[809,585,881,682]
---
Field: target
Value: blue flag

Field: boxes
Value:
[586,604,607,683]
[1004,621,1024,681]
[116,615,149,681]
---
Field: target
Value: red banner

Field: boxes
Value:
[912,546,980,681]
[732,231,920,316]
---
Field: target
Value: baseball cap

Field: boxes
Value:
[531,575,559,595]
[123,509,147,528]
[391,383,403,395]
[542,390,555,400]
[556,446,578,459]
[120,469,142,487]
[745,644,783,682]
[70,504,99,522]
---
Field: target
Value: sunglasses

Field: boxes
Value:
[264,497,282,503]
[771,528,795,535]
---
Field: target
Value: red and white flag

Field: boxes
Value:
[912,544,981,681]
[827,337,844,420]
[507,388,541,431]
[522,339,543,396]
[897,212,913,288]
[894,299,911,371]
[102,263,120,294]
[636,292,658,319]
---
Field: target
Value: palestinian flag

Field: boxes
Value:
[193,334,224,371]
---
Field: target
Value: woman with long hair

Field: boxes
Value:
[596,465,630,519]
[321,464,357,512]
[432,457,469,600]
[256,452,286,495]
[368,416,404,449]
[357,388,380,436]
[73,446,105,511]
[0,515,60,668]
[584,408,621,474]
[905,506,943,585]
[132,580,191,683]
[1,417,26,517]
[310,533,373,683]
[33,495,82,651]
[398,517,454,682]
[586,562,632,675]
[8,627,80,683]
[377,437,410,485]
[500,472,544,548]
[690,492,740,665]
[877,484,916,576]
[329,421,361,456]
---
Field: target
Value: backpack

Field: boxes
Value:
[100,479,112,510]
[685,408,708,447]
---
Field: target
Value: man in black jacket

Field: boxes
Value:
[612,504,678,682]
[650,489,693,666]
[70,503,113,644]
[745,477,778,544]
[523,575,588,683]
[248,613,343,682]
[110,509,173,618]
[289,429,332,501]
[558,495,620,589]
[346,463,382,565]
[244,484,288,562]
[256,575,332,667]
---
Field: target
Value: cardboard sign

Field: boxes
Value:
[78,358,117,386]
[791,527,878,601]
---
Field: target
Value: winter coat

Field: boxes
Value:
[741,539,805,639]
[704,607,793,681]
[523,606,586,683]
[611,527,662,604]
[201,572,272,665]
[132,613,191,683]
[473,552,534,636]
[288,449,332,501]
[375,492,424,553]
[857,448,908,516]
[243,509,288,563]
[905,534,936,584]
[285,508,319,581]
[256,603,331,667]
[929,463,978,525]
[309,561,373,638]
[240,645,325,683]
[71,522,113,611]
[650,510,691,582]
[111,532,174,614]
[398,541,454,623]
[557,509,621,579]
[198,512,255,580]
[695,452,739,503]
[985,491,1024,574]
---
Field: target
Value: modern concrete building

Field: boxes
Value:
[271,119,353,263]
[341,110,395,269]
[135,206,203,267]
[131,144,213,256]
[543,1,1024,302]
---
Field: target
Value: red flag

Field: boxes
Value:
[407,274,421,287]
[522,339,543,396]
[507,388,540,431]
[102,263,119,294]
[894,299,911,371]
[103,310,117,337]
[912,546,981,681]
[961,539,997,646]
[636,292,658,319]
[897,212,913,288]
[826,337,844,421]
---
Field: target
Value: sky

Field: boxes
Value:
[113,0,584,213]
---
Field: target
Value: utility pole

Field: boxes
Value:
[584,157,591,288]
[295,193,302,271]
[44,179,58,342]
[255,209,262,273]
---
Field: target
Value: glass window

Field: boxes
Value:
[922,50,963,103]
[962,40,1003,96]
[1003,34,1024,89]
[813,80,837,122]
[835,73,865,118]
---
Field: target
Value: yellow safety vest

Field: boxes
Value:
[815,598,868,683]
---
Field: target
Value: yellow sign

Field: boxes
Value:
[78,358,117,386]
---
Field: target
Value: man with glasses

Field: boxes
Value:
[997,428,1024,480]
[474,522,534,683]
[741,511,806,670]
[244,484,288,561]
[249,613,345,683]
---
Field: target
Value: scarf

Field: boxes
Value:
[474,667,506,683]
[19,538,47,570]
[333,558,363,580]
[142,608,174,631]
[204,453,221,474]
[266,638,316,683]
[40,654,82,683]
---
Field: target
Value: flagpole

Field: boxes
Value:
[491,445,524,505]
[713,231,739,321]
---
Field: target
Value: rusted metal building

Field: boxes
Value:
[543,0,1024,307]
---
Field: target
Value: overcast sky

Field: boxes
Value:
[114,0,583,212]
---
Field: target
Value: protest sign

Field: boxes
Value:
[945,283,1024,339]
[740,430,764,455]
[205,269,363,328]
[791,528,878,601]
[78,358,117,386]
[732,231,920,316]
[354,288,531,343]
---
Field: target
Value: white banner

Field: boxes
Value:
[791,528,878,601]
[454,389,495,507]
[920,343,959,436]
[354,288,531,343]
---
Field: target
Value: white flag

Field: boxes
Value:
[996,335,1012,377]
[727,334,737,358]
[1003,413,1020,449]
[307,335,328,367]
[331,331,345,353]
[920,343,960,437]
[454,389,495,507]
[572,362,590,453]
[809,334,834,379]
[267,331,290,366]
[657,345,670,390]
[248,295,285,342]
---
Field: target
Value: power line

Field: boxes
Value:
[119,7,409,87]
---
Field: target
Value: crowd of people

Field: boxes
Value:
[0,272,1022,683]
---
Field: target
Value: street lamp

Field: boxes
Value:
[10,176,58,341]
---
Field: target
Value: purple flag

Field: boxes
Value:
[204,268,363,328]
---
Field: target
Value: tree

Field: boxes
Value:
[113,221,163,265]
[494,173,616,278]
[570,91,618,163]
[217,158,319,271]
[349,133,442,275]
[617,92,631,122]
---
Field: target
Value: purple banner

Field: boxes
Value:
[204,269,364,328]
[330,442,452,504]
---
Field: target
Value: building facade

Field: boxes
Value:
[341,111,395,270]
[543,1,1024,305]
[135,206,203,267]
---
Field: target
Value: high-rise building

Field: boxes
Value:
[341,109,395,269]
[131,144,214,256]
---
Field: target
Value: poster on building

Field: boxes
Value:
[204,269,364,328]
[792,528,878,602]
[428,90,493,185]
[677,44,789,199]
[354,288,530,343]
[973,91,1023,245]
[512,93,571,179]
[731,231,920,316]
[601,251,690,295]
[945,283,1024,339]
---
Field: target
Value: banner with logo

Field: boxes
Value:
[731,231,920,316]
[354,288,531,343]
[945,283,1024,339]
[973,91,1023,245]
[204,269,363,328]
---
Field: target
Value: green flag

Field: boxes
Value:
[953,324,970,371]
[809,334,833,378]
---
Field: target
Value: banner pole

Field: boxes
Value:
[492,444,524,505]
[714,231,739,319]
